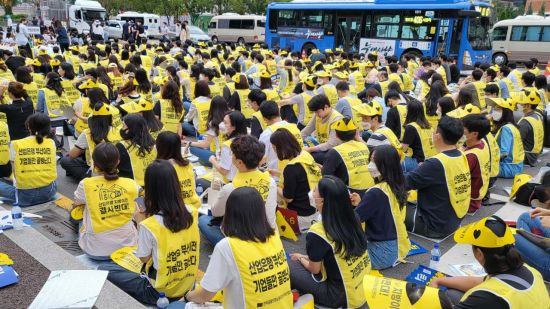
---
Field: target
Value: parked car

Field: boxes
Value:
[105,20,125,39]
[167,25,210,43]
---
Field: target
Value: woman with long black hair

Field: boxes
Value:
[289,176,371,308]
[153,80,183,137]
[208,111,247,182]
[0,81,34,140]
[99,159,199,305]
[116,113,157,186]
[137,99,163,139]
[58,62,80,105]
[135,68,152,101]
[182,80,211,137]
[424,80,450,129]
[351,145,410,269]
[401,99,437,173]
[36,72,67,118]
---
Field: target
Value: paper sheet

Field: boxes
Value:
[29,270,108,309]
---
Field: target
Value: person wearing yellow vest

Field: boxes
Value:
[221,67,236,101]
[183,80,211,137]
[388,63,405,91]
[72,142,139,259]
[430,216,550,309]
[36,72,68,118]
[156,132,201,209]
[0,113,57,206]
[185,187,292,308]
[405,116,471,238]
[0,81,34,141]
[334,81,361,121]
[301,94,343,164]
[137,98,163,140]
[497,66,514,99]
[99,160,200,305]
[349,63,365,95]
[514,207,550,282]
[490,98,524,178]
[153,80,184,137]
[462,114,491,214]
[322,117,374,195]
[248,89,268,138]
[15,66,39,109]
[518,90,544,167]
[385,89,408,139]
[279,75,317,128]
[424,80,449,128]
[116,79,143,117]
[433,58,448,85]
[401,100,437,173]
[315,70,338,107]
[58,62,80,104]
[228,74,252,119]
[289,176,371,308]
[116,114,157,187]
[259,70,280,103]
[356,101,403,157]
[350,145,410,269]
[0,121,10,178]
[71,80,101,135]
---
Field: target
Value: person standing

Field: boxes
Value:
[53,20,69,53]
[15,18,32,58]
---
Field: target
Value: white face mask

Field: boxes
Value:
[219,122,228,135]
[368,161,380,178]
[361,121,371,130]
[492,110,503,121]
[459,135,467,145]
[436,109,442,117]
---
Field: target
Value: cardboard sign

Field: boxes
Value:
[405,265,447,288]
[363,275,443,308]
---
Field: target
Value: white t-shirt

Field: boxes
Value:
[258,120,291,172]
[219,143,237,181]
[200,238,244,309]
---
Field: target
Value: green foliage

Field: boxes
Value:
[540,1,546,16]
[494,0,522,21]
[0,0,19,16]
[527,1,534,15]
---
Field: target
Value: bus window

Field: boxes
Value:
[526,26,542,41]
[299,10,323,28]
[374,14,399,38]
[324,12,334,35]
[468,17,491,50]
[543,26,550,42]
[209,22,217,29]
[363,14,372,37]
[278,10,296,27]
[229,20,241,29]
[218,19,229,29]
[492,26,508,41]
[257,20,266,28]
[242,19,254,29]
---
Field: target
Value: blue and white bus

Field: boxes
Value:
[266,0,492,69]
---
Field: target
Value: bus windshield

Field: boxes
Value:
[468,17,491,50]
[83,10,107,22]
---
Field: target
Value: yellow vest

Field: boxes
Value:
[373,182,410,261]
[141,211,200,298]
[401,73,414,92]
[501,77,515,93]
[156,99,181,134]
[408,122,438,159]
[0,121,9,165]
[460,265,550,308]
[0,68,14,81]
[23,82,39,109]
[346,97,363,128]
[237,89,253,118]
[388,73,404,91]
[309,222,371,308]
[192,98,211,134]
[42,88,69,118]
[519,116,544,154]
[396,104,408,140]
[269,122,303,147]
[233,169,271,201]
[225,82,235,98]
[351,70,365,94]
[252,111,267,131]
[318,84,338,107]
[33,73,45,89]
[84,128,121,167]
[74,98,93,133]
[172,162,201,209]
[61,79,81,104]
[12,136,56,189]
[209,82,222,98]
[364,275,442,308]
[314,110,342,144]
[376,126,405,161]
[265,59,277,75]
[83,176,138,234]
[282,151,321,191]
[379,80,390,98]
[333,141,374,190]
[120,141,157,187]
[430,151,471,218]
[294,92,313,125]
[108,73,124,89]
[227,235,293,308]
[262,88,280,102]
[484,133,501,178]
[497,124,525,164]
[464,143,491,200]
[473,81,487,108]
[436,66,447,85]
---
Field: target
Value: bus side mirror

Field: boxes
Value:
[458,10,481,17]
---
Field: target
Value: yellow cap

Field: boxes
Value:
[253,43,261,49]
[315,70,332,78]
[280,50,288,56]
[520,90,541,105]
[490,64,500,72]
[137,98,154,112]
[454,216,515,248]
[70,46,79,52]
[510,174,532,199]
[335,48,344,53]
[303,58,311,63]
[26,58,41,66]
[311,49,320,54]
[50,59,61,66]
[324,49,333,54]
[371,51,379,56]
[155,46,164,52]
[259,70,271,79]
[349,63,359,70]
[78,79,98,90]
[370,100,384,116]
[70,205,84,220]
[301,75,316,87]
[352,104,376,117]
[38,49,48,56]
[332,117,358,131]
[365,61,375,68]
[489,98,514,111]
[91,103,114,116]
[198,42,207,48]
[334,71,349,80]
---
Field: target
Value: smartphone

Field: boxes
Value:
[135,197,145,212]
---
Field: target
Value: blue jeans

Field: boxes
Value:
[182,122,197,137]
[97,262,161,305]
[166,301,187,308]
[514,234,550,281]
[517,212,550,237]
[190,146,214,167]
[498,162,524,178]
[0,180,57,207]
[367,239,398,270]
[183,101,191,113]
[198,215,225,246]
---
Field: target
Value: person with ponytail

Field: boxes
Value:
[0,113,57,206]
[72,142,139,260]
[289,176,371,308]
[153,80,184,137]
[61,89,121,181]
[350,145,411,269]
[36,72,68,118]
[0,81,34,140]
[16,66,39,109]
[116,113,157,187]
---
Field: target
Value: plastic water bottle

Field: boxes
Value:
[196,183,204,197]
[429,243,441,271]
[11,205,23,230]
[156,292,169,308]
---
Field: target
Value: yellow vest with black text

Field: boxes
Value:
[430,151,471,218]
[233,169,271,201]
[252,111,267,131]
[84,128,121,167]
[318,84,338,107]
[282,151,321,191]
[42,88,69,118]
[294,92,313,125]
[315,110,342,144]
[159,99,184,134]
[23,82,39,109]
[74,98,93,133]
[262,88,280,102]
[401,73,414,92]
[346,97,363,127]
[436,66,447,85]
[519,116,543,154]
[484,133,500,177]
[309,222,371,308]
[460,265,549,308]
[376,126,405,161]
[33,73,45,89]
[61,79,81,105]
[0,121,9,165]
[0,68,14,81]
[497,124,525,164]
[333,141,374,190]
[192,98,211,134]
[396,104,408,139]
[108,73,124,90]
[84,176,138,234]
[120,141,157,187]
[464,143,491,200]
[473,81,487,108]
[408,122,438,159]
[236,89,253,118]
[209,82,222,98]
[12,136,56,189]
[141,211,200,298]
[388,73,405,91]
[172,162,201,209]
[227,235,293,308]
[351,71,365,95]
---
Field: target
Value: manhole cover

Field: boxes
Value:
[33,209,82,256]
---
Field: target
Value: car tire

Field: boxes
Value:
[492,53,507,66]
[237,37,245,45]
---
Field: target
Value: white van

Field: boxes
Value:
[115,12,162,38]
[491,15,550,65]
[68,0,107,34]
[208,13,265,44]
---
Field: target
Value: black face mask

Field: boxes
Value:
[120,128,131,140]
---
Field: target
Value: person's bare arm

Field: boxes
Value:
[68,147,84,159]
[290,253,321,274]
[429,276,484,292]
[185,287,217,304]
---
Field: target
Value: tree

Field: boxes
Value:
[540,1,546,16]
[527,1,534,15]
[1,0,19,16]
[494,0,521,21]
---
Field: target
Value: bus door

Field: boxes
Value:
[436,18,462,58]
[336,13,362,53]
